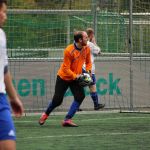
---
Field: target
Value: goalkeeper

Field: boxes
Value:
[39,31,92,127]
[78,28,105,110]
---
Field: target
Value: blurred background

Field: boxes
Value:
[5,0,150,113]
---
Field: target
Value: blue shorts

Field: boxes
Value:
[0,93,16,141]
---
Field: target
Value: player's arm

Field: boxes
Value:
[4,67,24,117]
[62,50,77,80]
[88,41,101,56]
[4,68,18,101]
[90,36,97,45]
[85,47,92,72]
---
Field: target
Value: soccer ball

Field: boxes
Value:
[82,73,92,82]
[77,73,93,87]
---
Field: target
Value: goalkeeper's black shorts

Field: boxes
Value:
[51,76,85,106]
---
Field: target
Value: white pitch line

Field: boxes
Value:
[18,131,150,140]
[14,116,150,123]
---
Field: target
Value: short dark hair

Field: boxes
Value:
[74,31,83,42]
[86,28,94,36]
[0,0,7,7]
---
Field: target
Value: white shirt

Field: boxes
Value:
[83,41,101,74]
[0,28,8,93]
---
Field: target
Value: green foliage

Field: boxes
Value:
[5,12,126,54]
[7,0,92,9]
[5,14,68,49]
[5,0,150,57]
[7,0,150,12]
[8,0,36,9]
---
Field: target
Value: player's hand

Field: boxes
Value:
[75,73,93,87]
[86,70,92,77]
[10,97,24,117]
[76,74,83,80]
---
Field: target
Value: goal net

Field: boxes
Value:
[5,0,150,113]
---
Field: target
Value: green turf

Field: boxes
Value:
[14,113,150,150]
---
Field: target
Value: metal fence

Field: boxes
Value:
[6,0,150,112]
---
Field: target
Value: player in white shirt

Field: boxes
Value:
[81,28,105,110]
[0,1,24,150]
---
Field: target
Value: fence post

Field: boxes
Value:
[129,0,133,110]
[67,16,70,45]
[92,0,97,41]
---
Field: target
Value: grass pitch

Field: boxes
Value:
[14,112,150,150]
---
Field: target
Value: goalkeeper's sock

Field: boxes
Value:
[45,101,56,115]
[90,92,99,107]
[65,101,80,120]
